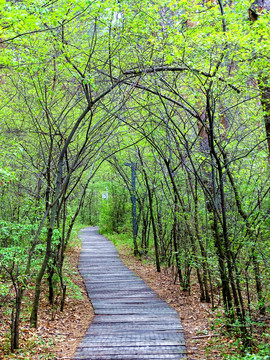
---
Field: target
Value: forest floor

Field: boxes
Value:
[0,242,94,360]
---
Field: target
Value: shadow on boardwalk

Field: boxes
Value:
[73,227,187,360]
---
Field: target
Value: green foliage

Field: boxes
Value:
[98,182,130,234]
[103,232,134,253]
[226,344,270,359]
[80,171,131,235]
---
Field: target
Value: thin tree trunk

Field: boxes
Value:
[10,288,23,352]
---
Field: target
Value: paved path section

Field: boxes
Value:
[73,227,186,360]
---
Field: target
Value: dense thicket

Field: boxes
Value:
[0,0,269,356]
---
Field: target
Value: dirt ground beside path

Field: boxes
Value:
[0,244,94,360]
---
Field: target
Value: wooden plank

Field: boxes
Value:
[77,342,186,347]
[74,354,186,360]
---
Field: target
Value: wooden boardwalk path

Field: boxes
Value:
[73,227,187,360]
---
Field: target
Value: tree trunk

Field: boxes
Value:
[30,227,53,327]
[11,288,23,352]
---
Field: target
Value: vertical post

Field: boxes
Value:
[125,162,139,256]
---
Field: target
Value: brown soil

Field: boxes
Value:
[0,244,94,360]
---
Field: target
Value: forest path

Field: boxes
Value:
[73,227,186,360]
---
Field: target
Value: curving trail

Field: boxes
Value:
[73,227,186,360]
